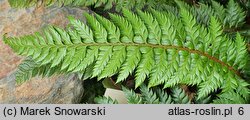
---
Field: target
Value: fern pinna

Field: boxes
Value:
[3,7,250,103]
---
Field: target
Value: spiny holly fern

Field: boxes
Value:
[8,0,246,29]
[8,0,175,11]
[4,6,250,103]
[94,85,191,104]
[172,0,246,29]
[94,96,119,104]
[95,85,215,104]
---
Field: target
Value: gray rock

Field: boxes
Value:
[0,73,84,104]
[0,73,16,103]
[38,74,84,104]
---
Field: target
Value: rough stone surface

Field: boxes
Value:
[14,74,84,104]
[0,0,87,103]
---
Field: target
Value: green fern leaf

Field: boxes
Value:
[135,47,154,88]
[148,48,168,87]
[15,57,62,84]
[122,8,148,43]
[171,87,190,104]
[235,80,250,101]
[72,46,99,73]
[151,10,176,45]
[68,16,94,43]
[180,8,199,48]
[99,46,126,79]
[94,96,118,104]
[8,0,175,12]
[224,0,246,28]
[61,47,76,70]
[109,13,134,43]
[67,46,87,72]
[137,10,161,44]
[234,33,248,69]
[95,14,120,43]
[194,95,212,104]
[163,49,180,88]
[122,86,143,104]
[175,0,191,10]
[116,47,141,83]
[197,67,224,99]
[92,46,113,78]
[4,9,250,103]
[211,0,226,23]
[213,90,247,104]
[140,84,159,104]
[155,88,173,104]
[15,57,39,84]
[84,13,108,43]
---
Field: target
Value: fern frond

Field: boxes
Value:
[175,0,191,10]
[8,0,174,11]
[194,95,212,104]
[235,79,250,101]
[109,13,134,43]
[191,3,215,26]
[123,8,148,43]
[175,0,246,28]
[171,87,190,104]
[213,90,247,104]
[135,47,155,88]
[9,0,246,29]
[96,86,184,104]
[94,96,118,104]
[155,88,173,104]
[224,0,246,28]
[116,47,141,83]
[4,8,250,103]
[234,33,248,69]
[99,86,174,104]
[140,84,159,104]
[211,0,226,23]
[122,86,142,104]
